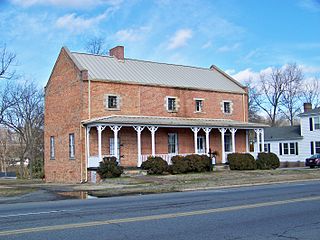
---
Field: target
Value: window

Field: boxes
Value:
[168,133,178,154]
[280,142,298,155]
[314,117,320,130]
[50,136,55,160]
[316,141,320,154]
[224,133,232,152]
[264,143,271,153]
[221,100,233,114]
[108,95,118,109]
[197,135,206,154]
[69,133,75,159]
[167,97,177,112]
[283,143,289,154]
[109,138,120,156]
[195,99,203,112]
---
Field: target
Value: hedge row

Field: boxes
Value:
[227,152,280,170]
[141,154,212,175]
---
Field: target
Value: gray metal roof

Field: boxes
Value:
[71,51,246,94]
[264,126,302,141]
[298,107,320,117]
[82,115,268,128]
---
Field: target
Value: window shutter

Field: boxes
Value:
[295,142,298,155]
[310,118,313,131]
[268,144,271,153]
[311,142,314,155]
[279,143,282,155]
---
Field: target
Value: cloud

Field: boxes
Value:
[217,43,240,52]
[115,26,151,42]
[10,0,122,8]
[201,41,212,49]
[230,67,273,84]
[298,0,320,12]
[167,29,193,50]
[55,10,112,33]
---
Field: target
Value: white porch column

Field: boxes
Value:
[245,130,249,153]
[191,127,200,154]
[219,128,227,163]
[110,125,122,161]
[134,126,145,167]
[147,126,158,156]
[86,126,91,162]
[229,128,237,153]
[261,128,265,152]
[254,129,261,153]
[203,127,212,156]
[97,125,106,161]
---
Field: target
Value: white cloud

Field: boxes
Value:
[231,67,272,84]
[55,10,111,33]
[167,29,193,50]
[201,41,212,49]
[115,27,151,42]
[10,0,122,8]
[217,43,240,52]
[299,64,320,74]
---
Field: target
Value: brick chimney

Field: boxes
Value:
[303,103,312,112]
[109,46,124,60]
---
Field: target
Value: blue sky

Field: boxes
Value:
[0,0,319,86]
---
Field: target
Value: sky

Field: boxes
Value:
[0,0,319,87]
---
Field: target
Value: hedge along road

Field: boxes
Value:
[0,180,320,240]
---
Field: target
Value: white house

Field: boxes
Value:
[255,103,320,165]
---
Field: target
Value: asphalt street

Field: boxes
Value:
[0,181,320,240]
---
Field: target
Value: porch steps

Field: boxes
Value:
[213,164,230,171]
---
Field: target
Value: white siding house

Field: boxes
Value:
[255,103,320,164]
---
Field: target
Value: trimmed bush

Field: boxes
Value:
[169,155,189,174]
[227,153,257,170]
[141,156,168,175]
[256,152,280,170]
[169,154,212,174]
[97,156,123,178]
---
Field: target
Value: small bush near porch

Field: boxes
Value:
[97,157,124,178]
[169,154,212,174]
[141,156,168,175]
[256,152,280,170]
[227,153,257,170]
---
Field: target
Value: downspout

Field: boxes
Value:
[242,93,246,122]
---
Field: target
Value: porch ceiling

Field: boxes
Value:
[82,115,268,129]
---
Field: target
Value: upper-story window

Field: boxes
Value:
[167,97,177,112]
[195,99,203,112]
[314,117,320,130]
[105,94,120,110]
[221,100,233,114]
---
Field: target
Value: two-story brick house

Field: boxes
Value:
[44,46,267,183]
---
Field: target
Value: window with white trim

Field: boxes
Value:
[264,143,271,153]
[224,133,232,152]
[221,100,233,114]
[314,117,320,130]
[50,136,55,160]
[69,133,75,159]
[279,142,298,155]
[316,141,320,154]
[167,97,177,112]
[168,133,178,154]
[195,99,203,112]
[109,138,120,156]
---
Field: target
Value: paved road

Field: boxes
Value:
[0,181,320,240]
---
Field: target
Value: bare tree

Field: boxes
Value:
[85,37,107,55]
[0,44,16,80]
[280,63,303,126]
[3,82,44,178]
[301,77,320,108]
[244,80,262,122]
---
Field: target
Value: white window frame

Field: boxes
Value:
[280,142,298,155]
[221,100,233,115]
[316,141,320,154]
[194,98,204,113]
[109,137,120,157]
[224,133,232,152]
[168,133,178,154]
[314,117,320,130]
[166,96,177,112]
[69,133,75,159]
[197,135,206,154]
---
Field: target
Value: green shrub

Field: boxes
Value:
[169,154,212,174]
[227,153,257,170]
[97,156,123,178]
[141,156,168,175]
[256,152,280,170]
[169,155,189,174]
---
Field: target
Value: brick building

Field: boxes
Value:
[44,46,266,183]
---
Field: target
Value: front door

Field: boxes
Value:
[197,135,206,154]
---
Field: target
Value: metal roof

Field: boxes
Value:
[298,107,320,117]
[264,126,302,142]
[71,51,246,94]
[82,115,268,128]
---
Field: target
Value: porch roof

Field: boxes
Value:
[82,115,268,129]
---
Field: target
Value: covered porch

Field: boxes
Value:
[82,115,268,168]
